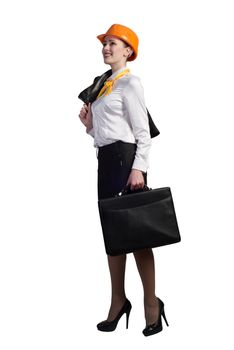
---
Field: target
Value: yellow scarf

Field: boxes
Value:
[96,68,130,99]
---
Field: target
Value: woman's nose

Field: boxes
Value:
[103,44,111,52]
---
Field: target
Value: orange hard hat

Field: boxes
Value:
[97,24,139,61]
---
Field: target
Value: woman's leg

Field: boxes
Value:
[133,249,159,325]
[105,254,127,321]
[97,142,136,322]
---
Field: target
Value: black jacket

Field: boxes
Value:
[78,69,160,138]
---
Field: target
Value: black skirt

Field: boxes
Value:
[97,141,147,200]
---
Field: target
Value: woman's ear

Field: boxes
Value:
[124,47,133,58]
[127,47,133,58]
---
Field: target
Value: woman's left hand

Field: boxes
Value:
[126,169,145,191]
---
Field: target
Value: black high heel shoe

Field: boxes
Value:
[142,298,169,337]
[97,299,132,332]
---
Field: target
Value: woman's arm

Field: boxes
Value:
[123,76,151,190]
[126,169,145,190]
[79,103,94,134]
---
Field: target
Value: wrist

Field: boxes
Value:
[86,126,92,133]
[132,168,145,174]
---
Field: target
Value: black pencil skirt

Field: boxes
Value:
[97,141,147,200]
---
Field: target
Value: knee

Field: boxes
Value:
[133,248,153,258]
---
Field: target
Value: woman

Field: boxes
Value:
[79,24,168,336]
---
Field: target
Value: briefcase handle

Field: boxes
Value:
[119,185,152,197]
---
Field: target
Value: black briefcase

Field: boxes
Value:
[98,187,181,256]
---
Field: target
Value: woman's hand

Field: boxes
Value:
[126,169,145,191]
[79,103,93,131]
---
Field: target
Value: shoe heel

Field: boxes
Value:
[162,308,169,327]
[126,306,131,329]
[97,299,132,332]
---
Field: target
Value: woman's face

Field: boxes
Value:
[102,35,132,65]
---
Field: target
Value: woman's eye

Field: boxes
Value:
[103,42,116,47]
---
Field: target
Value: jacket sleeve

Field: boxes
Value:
[122,77,151,173]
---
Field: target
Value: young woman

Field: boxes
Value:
[79,24,168,336]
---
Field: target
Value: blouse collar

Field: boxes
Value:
[107,66,130,80]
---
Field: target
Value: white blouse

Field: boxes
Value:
[89,66,151,173]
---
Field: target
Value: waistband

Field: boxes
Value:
[97,141,136,157]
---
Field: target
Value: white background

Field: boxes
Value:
[0,0,234,349]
